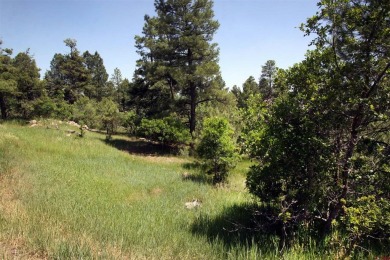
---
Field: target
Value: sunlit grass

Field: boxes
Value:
[0,121,338,259]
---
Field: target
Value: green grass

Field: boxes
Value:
[0,121,340,259]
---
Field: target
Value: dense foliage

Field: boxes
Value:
[0,42,43,120]
[137,115,191,145]
[246,0,390,254]
[197,117,238,184]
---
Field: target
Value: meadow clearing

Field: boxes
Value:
[0,121,358,259]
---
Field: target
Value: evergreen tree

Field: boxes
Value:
[0,41,17,119]
[231,76,260,109]
[45,39,90,104]
[259,60,277,100]
[117,78,130,112]
[13,50,43,118]
[83,51,109,100]
[110,68,129,111]
[134,0,221,138]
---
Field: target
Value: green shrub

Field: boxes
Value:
[53,100,73,120]
[120,110,137,135]
[72,97,98,128]
[27,95,72,120]
[342,196,390,250]
[137,116,190,145]
[30,95,57,118]
[196,117,238,184]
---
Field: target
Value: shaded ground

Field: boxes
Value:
[181,162,209,184]
[190,204,276,249]
[105,137,183,156]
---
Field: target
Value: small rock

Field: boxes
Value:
[185,199,202,209]
[181,172,190,180]
[29,119,38,127]
[67,121,80,128]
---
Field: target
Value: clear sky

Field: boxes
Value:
[0,0,319,88]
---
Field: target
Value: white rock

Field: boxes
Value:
[185,199,202,209]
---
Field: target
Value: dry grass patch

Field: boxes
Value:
[149,187,164,196]
[0,173,41,259]
[0,170,28,220]
[139,155,189,164]
[0,238,47,260]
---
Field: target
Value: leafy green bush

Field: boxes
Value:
[120,110,137,135]
[72,97,98,128]
[30,95,57,118]
[342,196,390,250]
[53,100,73,120]
[27,95,72,120]
[196,117,238,184]
[238,93,268,155]
[137,116,190,145]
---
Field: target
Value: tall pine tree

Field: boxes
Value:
[134,0,221,138]
[45,39,90,104]
[83,51,109,100]
[13,50,42,118]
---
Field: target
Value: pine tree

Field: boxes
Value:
[45,39,90,104]
[83,51,109,100]
[259,60,277,101]
[13,50,43,118]
[0,40,17,119]
[134,0,221,138]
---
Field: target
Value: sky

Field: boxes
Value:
[0,0,319,89]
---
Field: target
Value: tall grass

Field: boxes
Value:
[0,121,338,259]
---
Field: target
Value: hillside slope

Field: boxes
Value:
[0,121,256,259]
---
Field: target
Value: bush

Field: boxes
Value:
[51,100,72,120]
[137,115,190,145]
[196,117,238,184]
[120,110,137,135]
[30,95,57,118]
[72,97,98,128]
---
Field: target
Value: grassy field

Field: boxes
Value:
[0,120,332,259]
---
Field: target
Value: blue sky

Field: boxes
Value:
[0,0,319,88]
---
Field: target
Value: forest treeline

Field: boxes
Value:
[1,0,389,257]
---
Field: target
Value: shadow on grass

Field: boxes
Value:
[182,162,201,170]
[181,172,208,184]
[191,204,390,258]
[105,138,182,156]
[190,204,281,251]
[181,162,210,184]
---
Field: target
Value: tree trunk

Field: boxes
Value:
[188,82,197,155]
[0,93,7,120]
[168,77,175,101]
[189,84,196,137]
[324,108,363,234]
